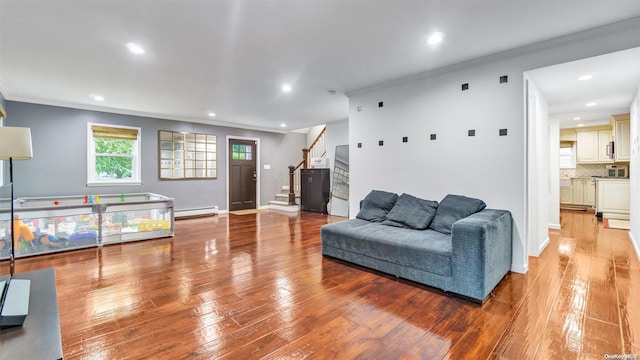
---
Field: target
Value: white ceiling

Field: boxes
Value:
[1,1,640,133]
[528,47,640,129]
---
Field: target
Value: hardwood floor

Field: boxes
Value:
[2,210,638,359]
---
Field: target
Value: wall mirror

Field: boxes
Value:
[329,145,349,217]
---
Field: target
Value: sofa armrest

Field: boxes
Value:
[450,209,512,301]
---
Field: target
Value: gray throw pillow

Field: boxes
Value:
[382,193,438,230]
[355,190,398,222]
[429,194,486,234]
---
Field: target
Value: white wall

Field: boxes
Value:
[630,85,640,261]
[548,117,561,230]
[525,76,551,256]
[347,17,640,274]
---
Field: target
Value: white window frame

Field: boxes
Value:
[87,122,142,186]
[559,142,576,169]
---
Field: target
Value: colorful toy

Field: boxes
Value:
[53,200,61,206]
[88,195,94,203]
[95,195,100,203]
[13,216,35,250]
[120,194,125,202]
[84,195,88,204]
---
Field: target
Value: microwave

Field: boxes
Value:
[606,165,628,178]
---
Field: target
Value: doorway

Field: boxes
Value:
[228,138,257,211]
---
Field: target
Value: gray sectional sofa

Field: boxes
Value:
[321,191,512,302]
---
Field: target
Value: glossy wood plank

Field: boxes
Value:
[1,209,637,359]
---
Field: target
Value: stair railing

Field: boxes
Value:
[287,127,326,205]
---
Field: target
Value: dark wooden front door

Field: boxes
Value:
[229,139,257,211]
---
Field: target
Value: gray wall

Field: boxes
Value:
[4,101,305,211]
[348,17,640,274]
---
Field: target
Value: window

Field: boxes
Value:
[87,123,141,185]
[559,142,576,169]
[231,144,252,160]
[158,130,217,179]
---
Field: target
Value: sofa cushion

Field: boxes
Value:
[382,193,438,230]
[355,190,398,222]
[321,221,453,277]
[429,194,486,234]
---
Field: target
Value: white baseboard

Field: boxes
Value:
[511,263,527,274]
[548,223,561,230]
[259,205,271,211]
[538,236,550,255]
[175,206,219,218]
[629,231,640,262]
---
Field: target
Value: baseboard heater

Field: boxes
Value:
[175,206,219,219]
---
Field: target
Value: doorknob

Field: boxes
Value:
[253,171,257,181]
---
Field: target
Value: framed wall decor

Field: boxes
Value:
[158,130,217,179]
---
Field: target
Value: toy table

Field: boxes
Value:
[0,193,174,260]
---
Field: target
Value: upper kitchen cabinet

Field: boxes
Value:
[611,113,630,162]
[576,127,613,164]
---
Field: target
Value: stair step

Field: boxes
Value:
[269,200,300,213]
[275,193,299,201]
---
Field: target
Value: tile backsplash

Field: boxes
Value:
[560,164,608,179]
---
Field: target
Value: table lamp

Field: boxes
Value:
[0,126,33,329]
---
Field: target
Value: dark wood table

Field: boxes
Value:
[0,267,63,360]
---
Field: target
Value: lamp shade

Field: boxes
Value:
[0,127,33,160]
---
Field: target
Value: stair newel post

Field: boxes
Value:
[302,148,309,169]
[288,165,296,205]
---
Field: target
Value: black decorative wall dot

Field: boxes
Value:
[357,142,362,148]
[357,106,363,112]
[461,83,469,91]
[499,128,508,136]
[378,101,384,108]
[402,136,408,143]
[430,134,437,140]
[499,75,508,84]
[378,140,384,146]
[468,129,476,137]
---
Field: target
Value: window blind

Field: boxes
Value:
[92,125,138,140]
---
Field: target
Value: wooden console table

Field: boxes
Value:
[0,267,63,359]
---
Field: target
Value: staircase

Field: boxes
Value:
[268,185,301,212]
[269,126,327,212]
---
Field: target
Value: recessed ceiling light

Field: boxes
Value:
[281,84,292,93]
[91,94,104,101]
[573,117,581,120]
[208,112,216,117]
[586,102,597,107]
[280,123,287,128]
[577,124,585,127]
[577,74,593,81]
[126,42,145,54]
[427,32,444,45]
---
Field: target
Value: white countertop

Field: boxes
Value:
[593,177,629,181]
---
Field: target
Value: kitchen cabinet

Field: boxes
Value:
[560,187,572,204]
[300,168,330,213]
[596,179,630,219]
[597,130,613,163]
[612,114,630,161]
[571,178,595,206]
[576,131,598,163]
[576,129,613,164]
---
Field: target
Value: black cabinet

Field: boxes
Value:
[300,168,330,213]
